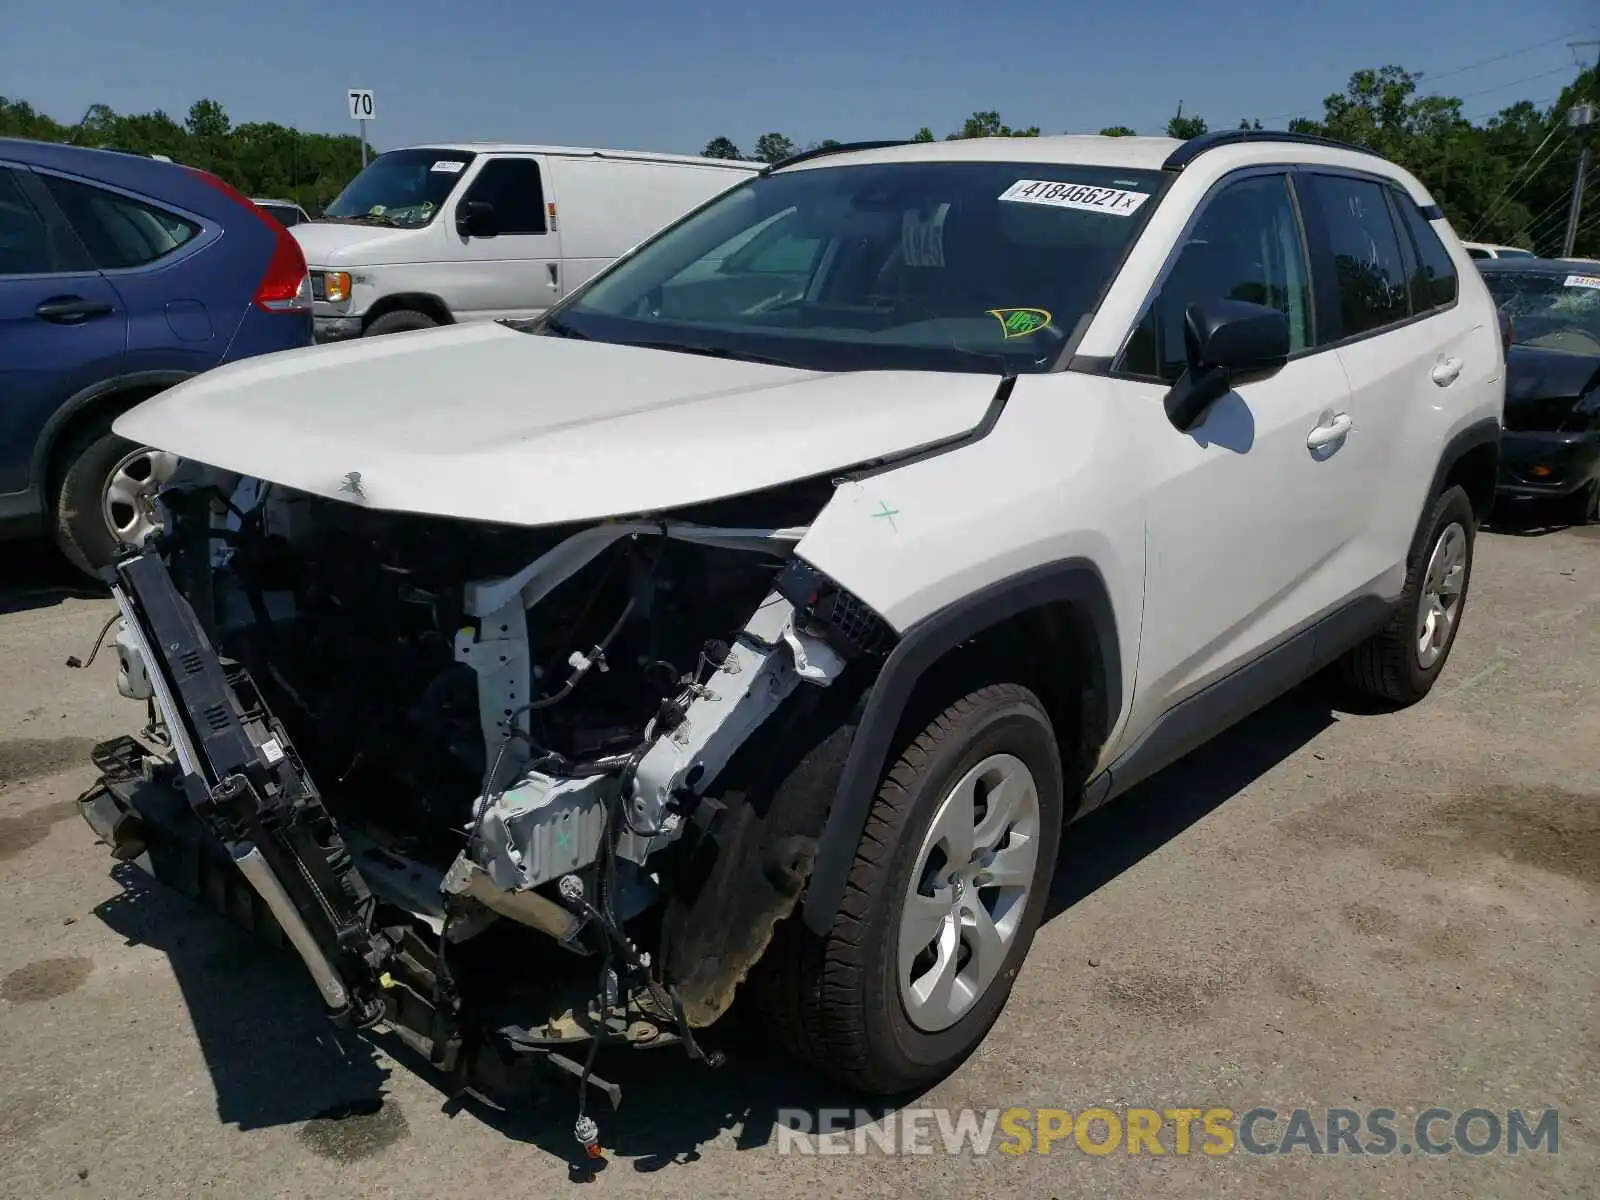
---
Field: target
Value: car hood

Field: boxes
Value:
[291,220,426,266]
[1506,344,1600,405]
[113,322,1002,527]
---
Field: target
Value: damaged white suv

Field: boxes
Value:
[81,131,1503,1138]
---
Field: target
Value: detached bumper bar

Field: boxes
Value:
[109,551,391,1027]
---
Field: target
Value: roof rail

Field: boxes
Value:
[767,139,914,171]
[1163,129,1382,170]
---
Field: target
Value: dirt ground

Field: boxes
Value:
[0,518,1596,1199]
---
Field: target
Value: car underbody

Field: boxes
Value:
[78,469,896,1149]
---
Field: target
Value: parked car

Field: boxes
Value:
[1478,257,1600,522]
[82,130,1501,1142]
[0,138,313,574]
[291,142,762,341]
[253,197,311,228]
[1463,240,1535,260]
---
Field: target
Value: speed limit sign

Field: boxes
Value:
[347,89,376,121]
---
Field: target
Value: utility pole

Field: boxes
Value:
[1563,41,1599,259]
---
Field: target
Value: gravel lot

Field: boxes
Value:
[1,520,1596,1199]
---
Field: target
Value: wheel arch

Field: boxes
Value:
[33,371,196,502]
[362,292,454,329]
[1428,418,1500,538]
[801,558,1123,933]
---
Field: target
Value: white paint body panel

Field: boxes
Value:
[293,147,759,325]
[113,322,1000,525]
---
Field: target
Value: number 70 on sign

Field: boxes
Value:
[348,89,376,121]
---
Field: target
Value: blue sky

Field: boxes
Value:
[3,0,1596,155]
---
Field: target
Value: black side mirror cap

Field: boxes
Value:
[456,199,497,238]
[1165,297,1290,431]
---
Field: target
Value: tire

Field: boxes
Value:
[753,683,1064,1094]
[1339,484,1476,706]
[51,416,174,579]
[364,309,438,336]
[1565,478,1600,526]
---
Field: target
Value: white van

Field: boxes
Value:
[292,143,761,341]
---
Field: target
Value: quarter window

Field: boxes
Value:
[41,174,199,270]
[1392,191,1458,311]
[1121,173,1312,381]
[462,159,547,234]
[1307,175,1410,340]
[0,168,53,276]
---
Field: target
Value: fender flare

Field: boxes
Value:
[801,558,1123,933]
[28,369,198,497]
[1418,417,1500,549]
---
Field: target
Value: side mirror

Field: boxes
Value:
[456,199,498,239]
[1164,297,1290,431]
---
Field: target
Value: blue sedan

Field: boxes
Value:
[0,139,314,574]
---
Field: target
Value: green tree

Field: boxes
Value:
[754,132,797,163]
[1099,125,1138,137]
[1165,105,1208,140]
[911,126,935,142]
[701,136,743,160]
[1237,118,1264,131]
[946,111,1040,139]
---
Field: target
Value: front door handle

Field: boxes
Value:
[36,296,113,323]
[1431,355,1464,387]
[546,262,560,291]
[1307,411,1353,451]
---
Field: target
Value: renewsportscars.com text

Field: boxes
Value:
[775,1106,1559,1158]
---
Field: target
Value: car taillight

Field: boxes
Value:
[185,166,311,314]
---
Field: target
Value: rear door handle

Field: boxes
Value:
[1431,355,1464,386]
[36,296,113,323]
[1307,411,1353,451]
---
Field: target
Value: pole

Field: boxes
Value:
[360,119,369,168]
[1564,43,1599,258]
[1563,141,1591,259]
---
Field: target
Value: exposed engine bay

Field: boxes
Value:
[82,469,895,1149]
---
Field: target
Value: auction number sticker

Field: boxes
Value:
[999,179,1151,216]
[431,160,467,173]
[1564,274,1600,290]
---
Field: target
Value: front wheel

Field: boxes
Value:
[52,416,179,578]
[363,309,437,336]
[1339,484,1476,705]
[753,683,1063,1093]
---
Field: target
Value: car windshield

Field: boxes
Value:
[1484,270,1600,355]
[543,160,1167,374]
[321,149,476,229]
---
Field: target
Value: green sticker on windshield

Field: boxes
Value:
[988,307,1053,338]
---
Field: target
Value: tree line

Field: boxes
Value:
[4,62,1594,257]
[0,96,365,214]
[702,64,1599,258]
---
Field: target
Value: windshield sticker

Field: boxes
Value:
[430,160,466,173]
[988,307,1053,338]
[901,203,949,267]
[999,179,1150,216]
[1564,274,1600,290]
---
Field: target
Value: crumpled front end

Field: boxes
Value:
[78,466,896,1139]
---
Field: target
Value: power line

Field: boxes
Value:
[1254,24,1599,125]
[1471,127,1571,237]
[1451,65,1578,103]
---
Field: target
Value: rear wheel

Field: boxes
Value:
[364,309,437,336]
[51,414,179,578]
[753,683,1063,1093]
[1339,484,1476,705]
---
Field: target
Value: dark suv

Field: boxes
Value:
[0,138,313,574]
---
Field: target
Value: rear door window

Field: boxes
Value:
[0,168,54,276]
[1307,174,1411,341]
[1391,191,1459,311]
[462,158,547,234]
[40,174,199,269]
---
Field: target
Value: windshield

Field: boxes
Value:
[544,160,1166,373]
[1484,271,1600,356]
[322,149,476,228]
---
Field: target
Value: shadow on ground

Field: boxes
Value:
[92,864,391,1131]
[0,540,105,615]
[84,676,1345,1173]
[1483,496,1593,539]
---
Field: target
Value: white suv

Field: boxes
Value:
[84,131,1502,1132]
